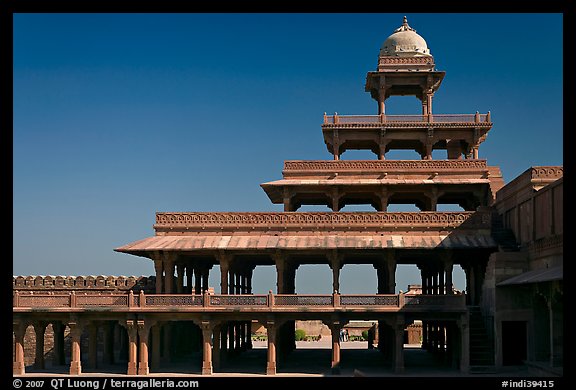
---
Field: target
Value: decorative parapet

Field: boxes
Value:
[154,211,492,232]
[12,275,155,292]
[322,114,491,126]
[283,159,488,172]
[378,56,434,66]
[495,166,563,204]
[13,292,466,312]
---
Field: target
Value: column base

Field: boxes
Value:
[394,364,405,374]
[201,364,213,375]
[69,361,82,375]
[127,362,137,375]
[331,364,341,375]
[13,362,25,375]
[266,363,276,375]
[137,363,149,375]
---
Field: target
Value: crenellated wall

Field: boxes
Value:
[13,275,156,294]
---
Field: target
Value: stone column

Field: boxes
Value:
[53,321,65,366]
[13,320,26,375]
[331,187,340,212]
[459,314,470,373]
[274,253,285,294]
[125,320,138,375]
[176,264,185,294]
[246,268,253,295]
[265,321,277,375]
[213,325,221,369]
[220,324,228,360]
[153,258,163,293]
[33,321,47,370]
[195,267,202,294]
[235,273,241,294]
[386,251,396,294]
[328,251,342,293]
[202,268,210,293]
[69,319,83,375]
[328,321,342,375]
[103,322,115,365]
[151,324,161,371]
[186,265,193,294]
[219,254,230,294]
[87,323,98,369]
[165,258,175,294]
[162,323,171,363]
[200,321,213,375]
[137,320,151,375]
[391,315,405,373]
[283,188,293,212]
[443,254,454,295]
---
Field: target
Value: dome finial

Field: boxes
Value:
[394,16,416,33]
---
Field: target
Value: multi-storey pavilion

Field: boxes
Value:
[15,17,559,377]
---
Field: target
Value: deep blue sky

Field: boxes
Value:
[13,13,563,294]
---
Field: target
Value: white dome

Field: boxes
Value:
[380,16,431,57]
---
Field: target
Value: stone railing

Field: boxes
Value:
[12,275,155,293]
[154,211,492,232]
[322,113,491,125]
[283,159,488,172]
[13,291,466,311]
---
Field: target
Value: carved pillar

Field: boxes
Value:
[52,322,65,366]
[200,321,213,375]
[125,320,138,375]
[87,323,98,369]
[378,128,388,160]
[274,253,286,294]
[213,325,221,369]
[153,258,163,293]
[13,320,26,375]
[33,321,47,370]
[69,319,83,375]
[265,321,277,375]
[137,320,151,375]
[219,253,230,294]
[459,313,470,373]
[186,265,193,294]
[195,267,202,295]
[202,268,210,293]
[165,257,175,294]
[393,315,405,373]
[162,323,171,363]
[386,251,396,294]
[235,272,241,295]
[378,187,389,212]
[151,324,161,371]
[333,128,340,161]
[246,267,253,295]
[443,253,454,295]
[328,321,342,374]
[176,264,185,294]
[331,187,340,212]
[328,251,342,293]
[283,187,293,212]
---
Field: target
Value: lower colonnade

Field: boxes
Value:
[13,291,470,376]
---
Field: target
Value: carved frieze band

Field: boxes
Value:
[379,57,434,65]
[13,275,155,291]
[531,167,563,179]
[284,160,487,171]
[155,211,490,229]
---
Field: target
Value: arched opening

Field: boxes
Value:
[339,264,378,294]
[250,265,276,295]
[339,149,378,160]
[384,95,423,115]
[295,264,332,294]
[295,204,333,212]
[436,203,466,212]
[386,203,421,212]
[384,149,423,160]
[339,204,378,212]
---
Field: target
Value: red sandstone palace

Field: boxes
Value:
[13,17,563,377]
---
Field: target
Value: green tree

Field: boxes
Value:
[295,329,306,341]
[361,330,369,341]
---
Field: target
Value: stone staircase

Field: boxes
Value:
[491,213,520,252]
[469,306,495,372]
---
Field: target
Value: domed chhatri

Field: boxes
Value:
[381,16,431,57]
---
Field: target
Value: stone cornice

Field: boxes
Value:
[154,211,492,233]
[283,160,488,172]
